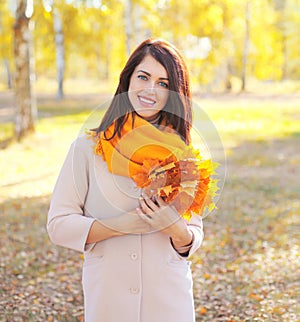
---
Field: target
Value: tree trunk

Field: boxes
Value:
[104,38,111,80]
[53,8,65,100]
[275,0,287,79]
[241,1,250,92]
[3,59,12,89]
[281,32,288,79]
[124,0,132,56]
[14,0,36,141]
[221,3,232,92]
[225,60,232,92]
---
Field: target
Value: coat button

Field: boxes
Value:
[130,253,138,260]
[130,287,140,294]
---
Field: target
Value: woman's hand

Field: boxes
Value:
[101,210,153,235]
[136,194,193,248]
[86,210,152,244]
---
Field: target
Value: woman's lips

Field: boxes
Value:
[138,95,156,107]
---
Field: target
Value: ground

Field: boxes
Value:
[0,91,299,321]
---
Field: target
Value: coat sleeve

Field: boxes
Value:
[171,214,204,258]
[47,139,95,253]
[187,215,204,256]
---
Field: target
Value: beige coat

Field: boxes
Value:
[47,135,204,322]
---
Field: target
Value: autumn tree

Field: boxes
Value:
[241,1,250,91]
[14,0,36,141]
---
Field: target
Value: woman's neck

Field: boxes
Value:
[135,112,161,125]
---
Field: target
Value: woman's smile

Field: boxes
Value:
[138,95,156,107]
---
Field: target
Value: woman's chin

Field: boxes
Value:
[135,109,160,120]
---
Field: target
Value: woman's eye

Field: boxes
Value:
[159,81,168,88]
[138,75,148,81]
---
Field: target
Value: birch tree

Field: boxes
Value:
[241,1,250,91]
[14,0,36,141]
[53,7,64,99]
[124,0,133,56]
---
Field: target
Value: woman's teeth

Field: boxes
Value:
[139,96,155,105]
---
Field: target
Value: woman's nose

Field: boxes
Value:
[145,81,156,92]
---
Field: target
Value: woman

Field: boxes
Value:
[47,39,204,322]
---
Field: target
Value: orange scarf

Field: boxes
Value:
[93,114,217,220]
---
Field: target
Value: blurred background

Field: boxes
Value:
[0,1,299,321]
[1,0,300,97]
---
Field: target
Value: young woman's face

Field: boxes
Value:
[128,55,169,121]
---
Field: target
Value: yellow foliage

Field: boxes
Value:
[1,0,300,86]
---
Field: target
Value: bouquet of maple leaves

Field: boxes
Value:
[132,150,218,220]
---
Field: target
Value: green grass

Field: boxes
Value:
[0,112,97,200]
[196,97,300,142]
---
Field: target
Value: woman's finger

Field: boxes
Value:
[139,198,153,215]
[139,195,158,213]
[153,195,167,207]
[136,207,153,221]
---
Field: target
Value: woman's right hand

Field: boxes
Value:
[86,210,152,245]
[100,210,153,235]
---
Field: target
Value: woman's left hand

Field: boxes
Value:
[136,193,193,247]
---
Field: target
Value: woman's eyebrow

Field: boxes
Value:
[137,69,169,81]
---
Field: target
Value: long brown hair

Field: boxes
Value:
[96,38,192,144]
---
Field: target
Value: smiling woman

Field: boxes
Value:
[96,38,192,143]
[47,39,206,322]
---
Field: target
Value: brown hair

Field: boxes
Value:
[96,38,192,144]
